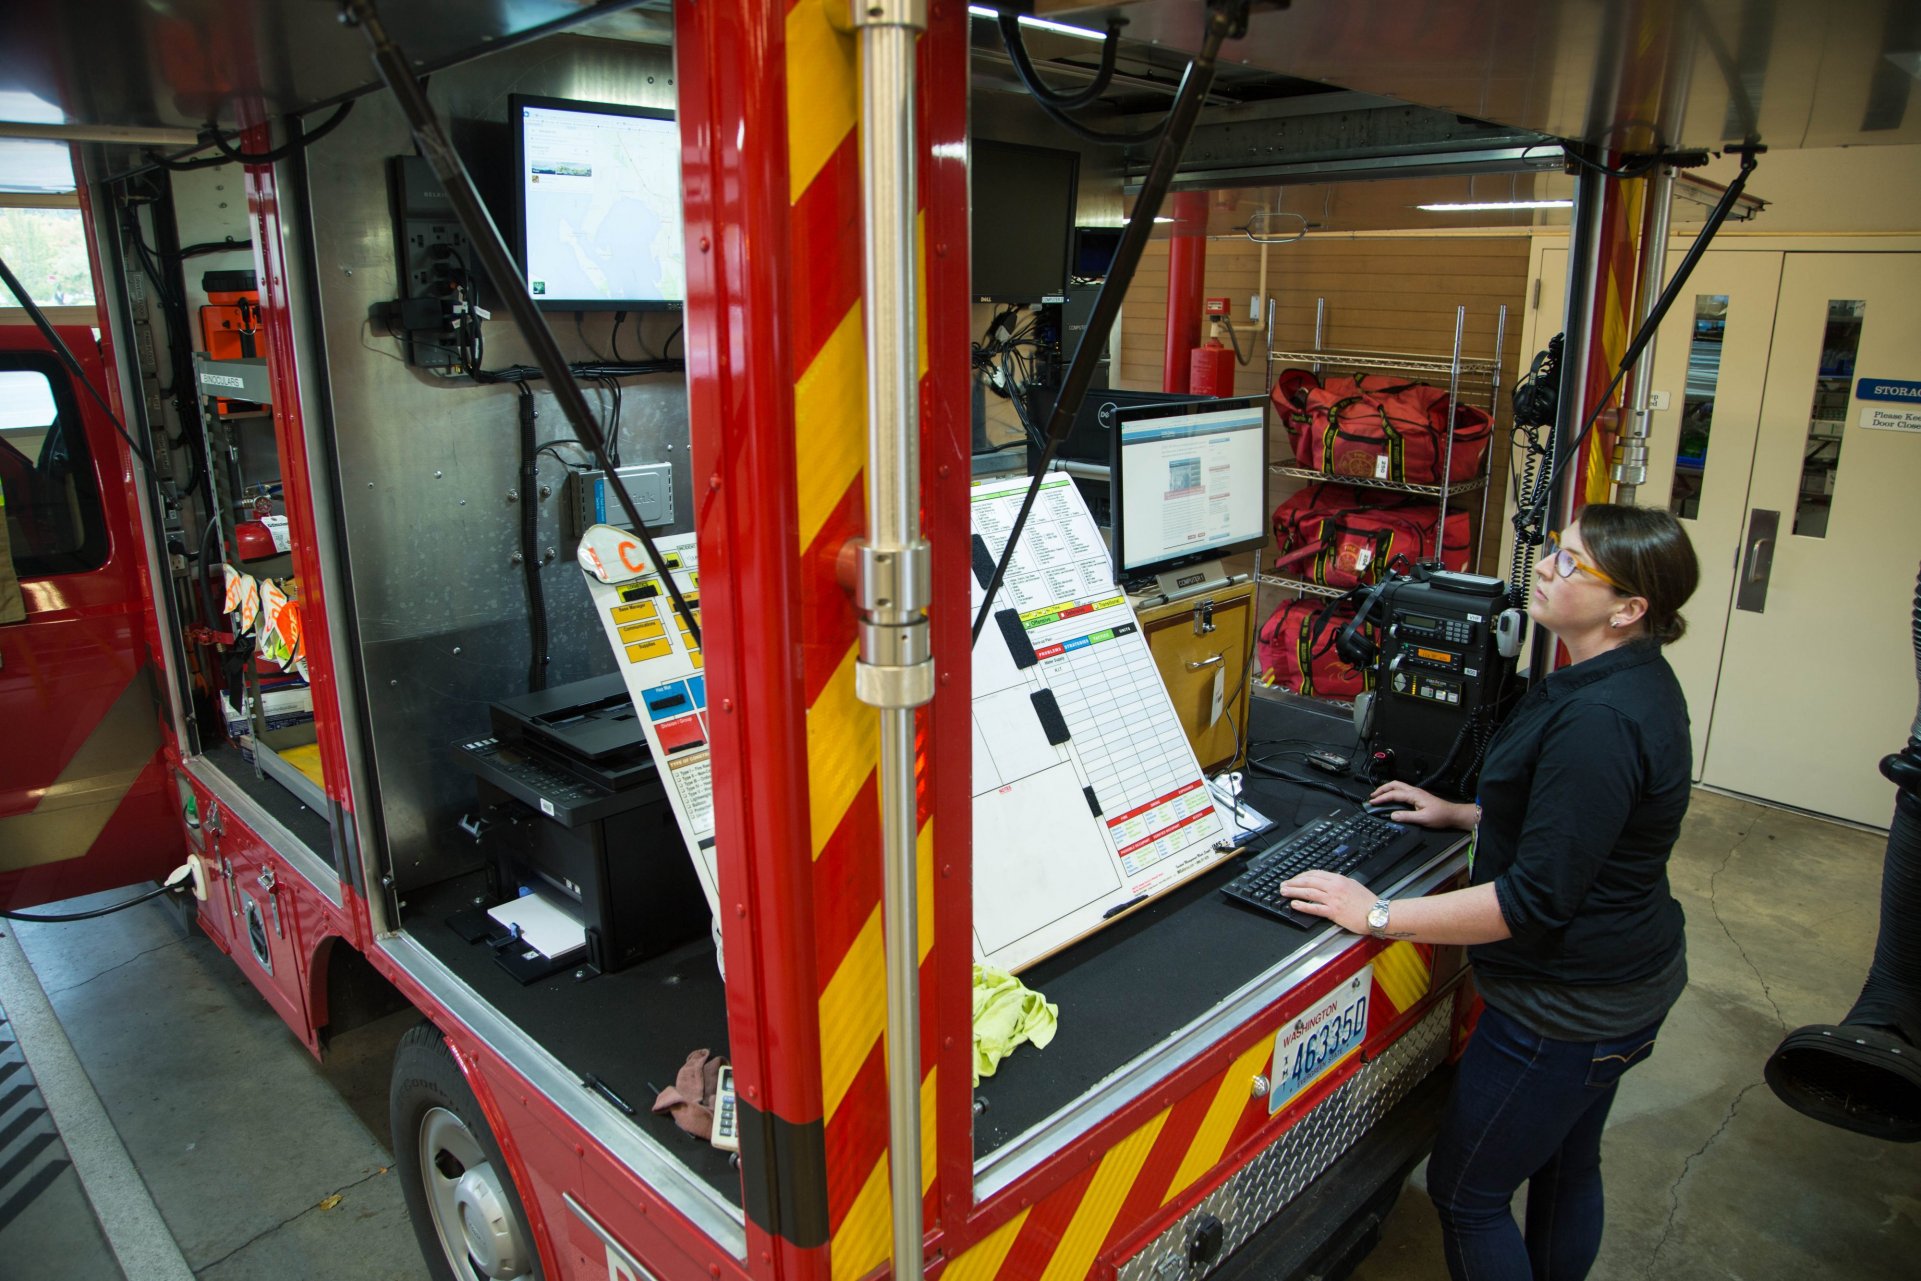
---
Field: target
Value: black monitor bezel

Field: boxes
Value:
[1109,393,1270,580]
[509,93,685,314]
[969,138,1080,305]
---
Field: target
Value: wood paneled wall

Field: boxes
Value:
[1113,233,1534,575]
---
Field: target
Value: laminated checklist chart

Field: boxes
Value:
[970,475,1227,973]
[578,524,724,968]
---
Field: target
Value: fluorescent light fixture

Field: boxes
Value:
[1417,199,1574,212]
[967,6,1107,41]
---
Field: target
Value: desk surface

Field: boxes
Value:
[973,690,1467,1168]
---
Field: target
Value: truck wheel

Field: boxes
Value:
[391,1023,544,1281]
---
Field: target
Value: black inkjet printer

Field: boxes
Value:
[452,674,708,979]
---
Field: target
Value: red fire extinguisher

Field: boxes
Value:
[1190,321,1236,397]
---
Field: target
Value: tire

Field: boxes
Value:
[390,1022,545,1281]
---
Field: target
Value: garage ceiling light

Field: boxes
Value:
[967,7,1107,41]
[1417,199,1574,212]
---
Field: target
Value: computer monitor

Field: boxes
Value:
[1110,395,1269,580]
[1072,226,1123,281]
[510,94,684,312]
[1045,387,1215,465]
[970,139,1078,304]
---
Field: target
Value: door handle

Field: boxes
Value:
[1186,653,1225,672]
[1735,509,1779,613]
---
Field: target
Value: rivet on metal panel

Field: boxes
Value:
[434,470,443,479]
[506,490,518,502]
[452,647,462,655]
[510,552,525,565]
[1249,1074,1270,1099]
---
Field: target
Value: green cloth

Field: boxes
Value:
[973,963,1059,1086]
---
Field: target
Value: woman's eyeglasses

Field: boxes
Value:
[1545,533,1627,591]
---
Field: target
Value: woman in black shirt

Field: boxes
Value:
[1280,504,1700,1281]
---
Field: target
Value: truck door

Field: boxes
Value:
[0,323,183,909]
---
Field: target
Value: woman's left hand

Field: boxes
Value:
[1279,871,1375,935]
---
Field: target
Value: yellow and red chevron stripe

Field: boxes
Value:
[942,944,1439,1278]
[785,2,941,1276]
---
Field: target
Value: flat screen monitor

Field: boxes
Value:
[1072,226,1123,281]
[970,140,1078,304]
[1044,387,1214,465]
[1111,395,1269,579]
[511,94,685,312]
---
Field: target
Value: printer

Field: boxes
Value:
[452,674,708,978]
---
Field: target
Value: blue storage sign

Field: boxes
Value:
[1856,377,1921,434]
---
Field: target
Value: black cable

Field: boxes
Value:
[610,310,627,363]
[663,323,683,358]
[1245,756,1368,805]
[179,237,250,258]
[517,387,550,692]
[0,875,189,922]
[159,100,357,172]
[996,16,1168,146]
[995,15,1127,110]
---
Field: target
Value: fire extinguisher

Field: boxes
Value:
[1189,322,1235,397]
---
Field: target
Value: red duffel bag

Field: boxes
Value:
[1271,368,1492,484]
[1255,597,1376,699]
[1270,483,1472,590]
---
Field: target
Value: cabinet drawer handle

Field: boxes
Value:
[1186,653,1225,671]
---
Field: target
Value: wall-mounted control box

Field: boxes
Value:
[564,463,675,539]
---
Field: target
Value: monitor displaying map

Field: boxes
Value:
[511,95,685,311]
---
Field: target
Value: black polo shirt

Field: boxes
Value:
[1469,638,1691,990]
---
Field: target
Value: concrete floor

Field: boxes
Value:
[2,787,1917,1279]
[1355,789,1921,1281]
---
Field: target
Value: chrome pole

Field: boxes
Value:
[1614,164,1675,502]
[847,2,932,1277]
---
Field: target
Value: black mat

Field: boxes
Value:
[403,870,741,1204]
[203,742,334,855]
[973,694,1457,1156]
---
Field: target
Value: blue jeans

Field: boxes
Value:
[1426,1003,1662,1281]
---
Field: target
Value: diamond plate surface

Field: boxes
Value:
[1116,1001,1453,1281]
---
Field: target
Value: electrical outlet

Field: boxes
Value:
[388,155,486,369]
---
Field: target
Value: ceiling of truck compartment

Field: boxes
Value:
[1041,0,1921,151]
[2,0,1915,157]
[0,0,670,134]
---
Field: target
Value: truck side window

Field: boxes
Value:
[0,354,109,575]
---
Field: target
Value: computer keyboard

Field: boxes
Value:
[1221,809,1424,928]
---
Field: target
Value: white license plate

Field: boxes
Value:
[1269,966,1372,1114]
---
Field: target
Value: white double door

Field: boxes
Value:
[1536,248,1920,828]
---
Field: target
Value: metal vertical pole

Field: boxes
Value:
[1529,155,1606,682]
[1613,164,1675,503]
[847,2,932,1277]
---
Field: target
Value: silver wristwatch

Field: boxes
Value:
[1366,898,1392,937]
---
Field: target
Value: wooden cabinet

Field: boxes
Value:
[1136,582,1255,774]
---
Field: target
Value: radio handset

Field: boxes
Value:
[1494,608,1527,659]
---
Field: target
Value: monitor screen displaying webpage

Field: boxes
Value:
[512,95,685,311]
[1111,395,1268,578]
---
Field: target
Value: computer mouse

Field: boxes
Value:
[1362,802,1404,819]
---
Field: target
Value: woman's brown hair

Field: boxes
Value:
[1577,504,1700,645]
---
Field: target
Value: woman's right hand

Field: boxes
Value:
[1368,781,1475,830]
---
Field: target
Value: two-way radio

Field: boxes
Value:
[1346,566,1520,797]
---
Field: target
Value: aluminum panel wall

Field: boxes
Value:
[300,35,692,886]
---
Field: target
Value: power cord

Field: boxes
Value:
[0,865,195,923]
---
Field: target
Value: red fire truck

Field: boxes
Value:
[1,1,1851,1277]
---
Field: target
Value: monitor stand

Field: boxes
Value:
[1128,559,1230,608]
